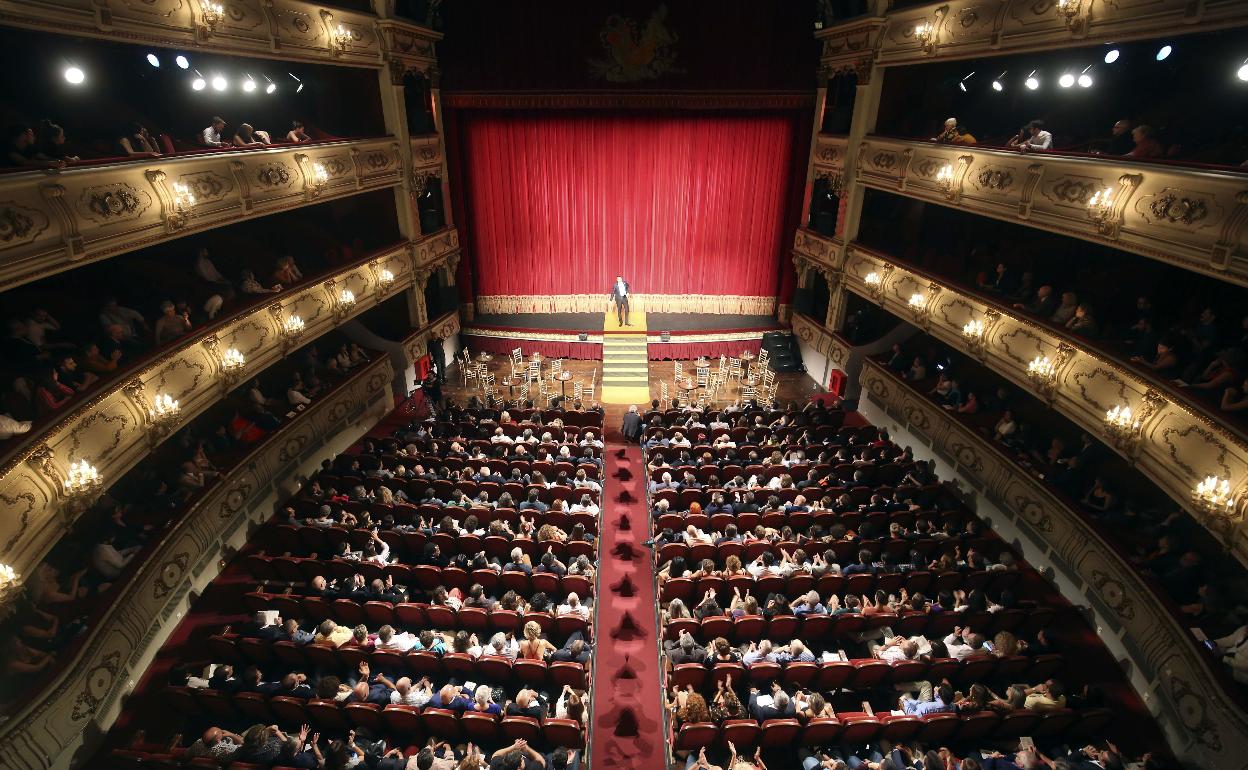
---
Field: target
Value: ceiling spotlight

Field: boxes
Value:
[192,77,206,91]
[1078,73,1093,87]
[176,55,190,69]
[296,83,304,93]
[289,72,304,93]
[266,82,277,94]
[1239,61,1248,82]
[959,81,967,92]
[1059,73,1075,88]
[991,70,1006,91]
[243,75,257,92]
[211,74,227,91]
[146,53,161,67]
[63,66,85,85]
[958,70,974,92]
[1156,44,1172,61]
[1104,48,1120,64]
[1025,70,1039,90]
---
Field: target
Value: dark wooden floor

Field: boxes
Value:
[443,356,826,440]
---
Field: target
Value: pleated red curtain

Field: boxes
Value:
[458,112,797,300]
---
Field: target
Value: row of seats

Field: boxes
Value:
[263,524,598,561]
[647,461,915,486]
[668,652,1063,691]
[651,507,965,533]
[659,567,1025,604]
[243,554,594,596]
[654,533,994,565]
[671,707,1112,752]
[242,591,592,638]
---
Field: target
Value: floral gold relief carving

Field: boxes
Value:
[1165,672,1222,750]
[72,650,121,721]
[1137,191,1214,228]
[279,435,310,463]
[177,171,232,202]
[1009,493,1054,533]
[0,489,39,557]
[997,327,1046,365]
[1089,569,1135,620]
[320,157,350,177]
[914,158,942,179]
[226,320,270,358]
[1044,176,1100,207]
[256,163,294,188]
[81,184,151,221]
[67,411,131,463]
[154,357,207,403]
[1071,366,1130,412]
[871,151,898,172]
[1159,423,1232,480]
[153,552,190,599]
[973,167,1013,191]
[365,152,394,172]
[0,201,49,246]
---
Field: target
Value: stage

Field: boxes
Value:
[460,311,782,360]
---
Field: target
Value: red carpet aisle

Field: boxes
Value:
[590,443,666,770]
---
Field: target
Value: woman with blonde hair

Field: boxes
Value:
[519,620,556,660]
[662,597,690,626]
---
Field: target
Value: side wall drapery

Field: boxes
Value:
[456,112,798,302]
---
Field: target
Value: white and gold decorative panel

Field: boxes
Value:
[0,227,458,581]
[792,228,843,275]
[860,359,1248,768]
[813,135,849,177]
[0,138,404,291]
[0,0,386,67]
[826,0,1248,67]
[842,245,1248,564]
[854,138,1248,286]
[0,354,394,770]
[791,312,852,373]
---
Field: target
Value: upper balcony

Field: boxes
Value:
[0,0,439,69]
[0,226,459,581]
[839,242,1248,565]
[0,137,404,291]
[817,0,1248,71]
[853,136,1248,287]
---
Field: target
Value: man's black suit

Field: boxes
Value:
[609,279,631,325]
[621,410,643,442]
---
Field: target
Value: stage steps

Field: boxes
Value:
[600,312,650,404]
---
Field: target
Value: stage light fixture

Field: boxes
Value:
[1156,44,1172,61]
[211,74,227,91]
[1024,70,1039,90]
[1104,48,1120,64]
[243,75,257,92]
[289,72,304,93]
[1238,60,1248,82]
[1078,73,1093,87]
[297,83,304,93]
[63,66,85,85]
[957,71,974,92]
[266,82,277,94]
[1059,73,1075,88]
[176,55,190,69]
[991,70,1006,91]
[146,53,161,67]
[192,77,206,91]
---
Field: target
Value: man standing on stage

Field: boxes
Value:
[610,275,631,326]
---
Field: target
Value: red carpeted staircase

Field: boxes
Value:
[590,443,667,769]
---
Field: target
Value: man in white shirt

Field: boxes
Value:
[1213,625,1248,684]
[1022,119,1053,151]
[872,636,919,664]
[609,275,631,326]
[91,535,139,580]
[557,592,590,619]
[943,628,987,660]
[0,413,32,440]
[490,427,514,444]
[202,117,227,147]
[580,431,604,448]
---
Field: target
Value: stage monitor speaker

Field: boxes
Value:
[578,332,588,341]
[660,331,671,342]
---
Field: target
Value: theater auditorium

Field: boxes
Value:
[0,1,1246,769]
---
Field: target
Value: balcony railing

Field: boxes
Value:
[0,0,415,67]
[817,0,1248,69]
[840,243,1248,566]
[0,227,459,581]
[859,358,1248,766]
[0,353,396,770]
[853,136,1248,287]
[0,137,405,291]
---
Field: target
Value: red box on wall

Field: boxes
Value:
[416,354,432,381]
[827,369,846,398]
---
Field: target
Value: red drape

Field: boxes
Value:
[462,334,603,360]
[459,112,797,299]
[647,339,762,361]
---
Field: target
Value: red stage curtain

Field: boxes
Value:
[462,334,603,360]
[458,113,797,299]
[647,339,762,361]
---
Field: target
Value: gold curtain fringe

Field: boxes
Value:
[475,294,776,316]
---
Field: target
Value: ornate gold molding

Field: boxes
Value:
[841,244,1248,564]
[853,137,1248,287]
[0,0,387,66]
[859,358,1248,766]
[0,138,404,292]
[0,228,459,579]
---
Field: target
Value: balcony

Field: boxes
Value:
[817,0,1248,69]
[0,0,416,67]
[854,136,1248,287]
[0,228,459,580]
[0,137,405,291]
[0,353,396,769]
[840,243,1248,564]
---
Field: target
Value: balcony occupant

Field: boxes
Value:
[35,120,78,162]
[287,120,312,143]
[233,123,271,147]
[1019,119,1052,151]
[119,122,161,157]
[3,123,63,168]
[202,116,228,147]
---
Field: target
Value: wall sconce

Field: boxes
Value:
[1103,403,1143,453]
[148,392,181,439]
[336,288,356,319]
[169,181,196,230]
[963,317,986,355]
[1193,475,1236,517]
[201,0,225,32]
[310,162,329,195]
[379,268,395,288]
[1087,186,1115,232]
[64,459,103,513]
[333,24,352,53]
[282,314,305,339]
[908,292,926,309]
[864,271,884,302]
[935,163,955,194]
[0,563,23,616]
[913,21,936,51]
[1027,354,1058,401]
[220,347,245,389]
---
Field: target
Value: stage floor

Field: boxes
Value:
[472,312,782,332]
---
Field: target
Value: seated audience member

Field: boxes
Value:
[202,117,228,147]
[1107,118,1135,155]
[240,269,282,295]
[4,123,63,168]
[272,255,304,285]
[184,727,244,762]
[1019,120,1052,151]
[932,117,975,145]
[119,123,161,157]
[748,683,797,720]
[153,301,192,345]
[1005,125,1029,148]
[1127,124,1164,158]
[233,123,271,146]
[36,120,78,162]
[287,121,312,143]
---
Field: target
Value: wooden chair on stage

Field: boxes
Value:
[528,360,541,383]
[728,357,743,383]
[696,366,710,389]
[461,350,478,387]
[757,348,770,370]
[510,348,524,379]
[741,383,758,402]
[581,370,596,402]
[519,380,531,402]
[573,381,583,402]
[674,361,684,384]
[659,381,670,410]
[550,358,563,379]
